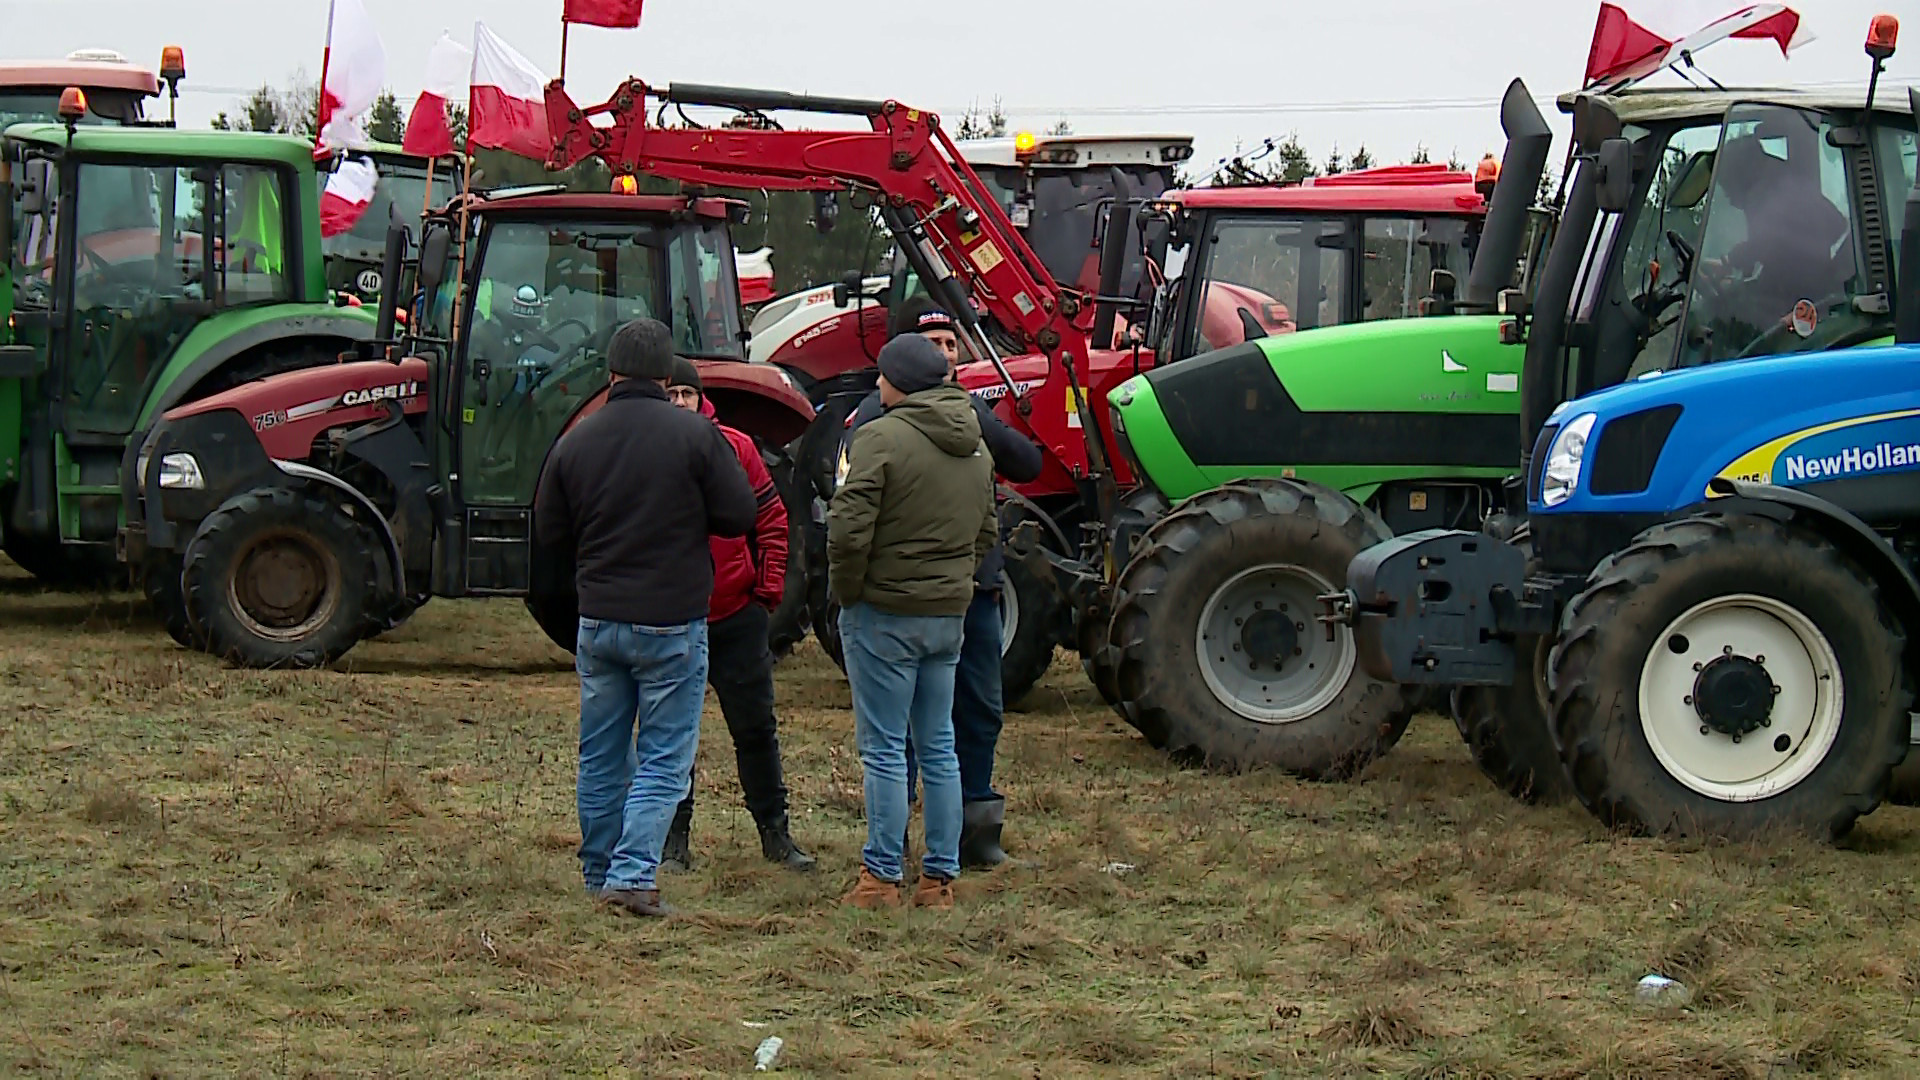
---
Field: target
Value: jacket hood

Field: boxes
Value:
[887,384,984,458]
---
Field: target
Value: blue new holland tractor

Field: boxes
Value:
[1322,25,1920,840]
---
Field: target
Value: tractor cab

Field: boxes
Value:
[0,50,170,129]
[317,144,461,304]
[5,115,371,585]
[1144,165,1491,359]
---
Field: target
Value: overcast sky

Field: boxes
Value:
[5,0,1915,172]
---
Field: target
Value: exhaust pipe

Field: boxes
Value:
[1090,167,1133,350]
[1464,79,1552,307]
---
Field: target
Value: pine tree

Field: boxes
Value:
[1347,145,1373,172]
[367,90,406,145]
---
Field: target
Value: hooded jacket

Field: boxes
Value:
[698,396,788,622]
[843,387,1042,592]
[827,384,997,617]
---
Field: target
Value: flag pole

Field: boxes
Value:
[451,137,476,349]
[315,0,336,156]
[559,19,570,81]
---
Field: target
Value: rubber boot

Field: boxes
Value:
[756,814,817,871]
[660,811,693,874]
[959,797,1008,870]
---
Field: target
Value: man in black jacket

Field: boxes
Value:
[840,297,1044,868]
[533,317,757,918]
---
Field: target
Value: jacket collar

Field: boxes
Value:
[608,378,668,403]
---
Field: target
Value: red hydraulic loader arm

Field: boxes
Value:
[543,77,1118,499]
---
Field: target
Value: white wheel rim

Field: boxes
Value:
[999,580,1019,657]
[1636,593,1843,802]
[1195,563,1354,724]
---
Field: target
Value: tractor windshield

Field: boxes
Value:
[973,163,1177,297]
[1674,104,1873,367]
[320,159,457,260]
[0,88,145,128]
[457,213,742,505]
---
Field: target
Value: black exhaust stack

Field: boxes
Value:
[1090,167,1133,350]
[373,223,409,361]
[1464,79,1552,306]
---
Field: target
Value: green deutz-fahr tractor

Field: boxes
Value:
[1086,81,1557,779]
[0,100,381,594]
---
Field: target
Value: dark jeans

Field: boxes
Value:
[907,588,1005,805]
[671,604,789,832]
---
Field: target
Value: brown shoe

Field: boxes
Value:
[842,869,904,909]
[911,874,955,909]
[602,887,674,918]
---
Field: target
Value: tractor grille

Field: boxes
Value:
[1589,405,1682,497]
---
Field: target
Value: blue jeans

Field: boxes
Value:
[839,601,964,881]
[906,589,1005,804]
[574,616,708,893]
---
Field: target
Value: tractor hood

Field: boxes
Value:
[1526,336,1911,518]
[1108,315,1522,502]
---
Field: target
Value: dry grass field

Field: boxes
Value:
[4,557,1920,1077]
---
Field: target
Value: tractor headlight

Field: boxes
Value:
[157,452,206,490]
[1539,412,1596,508]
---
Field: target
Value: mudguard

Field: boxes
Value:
[135,308,379,428]
[563,360,815,446]
[1702,477,1920,654]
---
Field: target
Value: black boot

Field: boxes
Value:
[661,809,694,873]
[959,797,1008,870]
[757,815,816,871]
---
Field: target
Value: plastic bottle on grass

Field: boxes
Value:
[1635,974,1690,1007]
[754,1035,784,1071]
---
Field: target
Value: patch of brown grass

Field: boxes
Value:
[6,559,1920,1076]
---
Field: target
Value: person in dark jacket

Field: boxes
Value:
[839,297,1044,869]
[828,333,998,910]
[533,318,757,918]
[660,359,814,872]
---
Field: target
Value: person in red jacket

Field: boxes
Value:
[661,358,815,871]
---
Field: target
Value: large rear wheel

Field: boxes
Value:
[182,487,376,669]
[1109,479,1414,779]
[3,534,123,591]
[1550,514,1909,841]
[143,553,205,651]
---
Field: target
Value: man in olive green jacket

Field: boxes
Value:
[827,334,996,910]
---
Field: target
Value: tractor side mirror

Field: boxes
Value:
[1669,151,1716,210]
[832,269,862,309]
[16,158,51,216]
[1420,268,1458,316]
[417,224,452,292]
[1595,137,1634,214]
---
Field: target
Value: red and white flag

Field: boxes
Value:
[1587,3,1812,86]
[402,32,472,159]
[469,22,551,161]
[320,156,379,238]
[563,0,645,29]
[315,0,386,157]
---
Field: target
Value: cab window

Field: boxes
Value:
[1678,105,1865,367]
[1361,216,1473,320]
[1186,216,1348,356]
[1613,122,1722,377]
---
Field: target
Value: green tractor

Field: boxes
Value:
[317,144,460,306]
[0,110,380,595]
[1087,82,1557,779]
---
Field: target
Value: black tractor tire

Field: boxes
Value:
[143,554,205,651]
[3,534,125,591]
[1109,479,1414,780]
[1451,634,1574,804]
[813,590,846,672]
[998,552,1059,708]
[1888,742,1920,806]
[762,443,813,661]
[1550,513,1911,841]
[181,486,378,669]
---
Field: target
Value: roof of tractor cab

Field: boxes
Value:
[3,122,321,167]
[470,191,740,219]
[1559,86,1917,125]
[0,59,159,95]
[1170,164,1486,215]
[960,132,1195,167]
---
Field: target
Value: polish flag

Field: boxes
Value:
[320,157,379,238]
[1587,3,1812,86]
[315,0,387,158]
[402,32,472,159]
[563,0,645,29]
[469,22,550,161]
